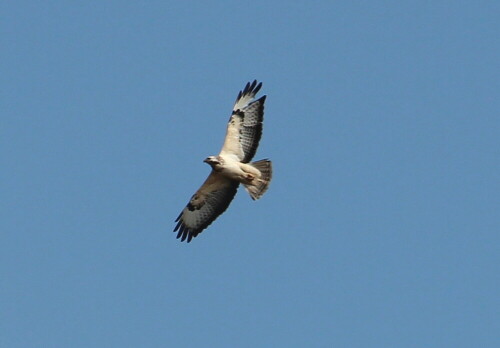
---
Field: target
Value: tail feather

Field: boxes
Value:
[243,159,272,200]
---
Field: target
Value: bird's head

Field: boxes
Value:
[203,156,220,167]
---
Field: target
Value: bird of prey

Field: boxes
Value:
[174,80,272,242]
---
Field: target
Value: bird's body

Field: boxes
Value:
[205,155,261,183]
[174,80,272,242]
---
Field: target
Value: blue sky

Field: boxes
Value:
[2,1,499,347]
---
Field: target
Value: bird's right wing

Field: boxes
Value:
[174,171,239,242]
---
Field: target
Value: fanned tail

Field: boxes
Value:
[243,159,272,200]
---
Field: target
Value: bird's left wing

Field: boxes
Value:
[219,80,266,163]
[174,171,239,242]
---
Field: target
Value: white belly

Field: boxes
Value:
[217,156,260,182]
[219,161,247,181]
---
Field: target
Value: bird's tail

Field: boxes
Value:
[243,159,272,200]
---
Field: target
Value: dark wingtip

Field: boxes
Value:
[174,212,183,223]
[237,80,263,101]
[249,80,257,91]
[174,220,198,243]
[176,226,184,240]
[254,81,262,94]
[243,81,251,95]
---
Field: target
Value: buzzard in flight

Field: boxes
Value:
[174,80,272,242]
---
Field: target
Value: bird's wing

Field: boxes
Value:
[174,171,239,242]
[219,80,266,163]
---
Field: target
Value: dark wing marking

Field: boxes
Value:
[173,172,239,242]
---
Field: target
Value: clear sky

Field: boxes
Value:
[2,1,499,347]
